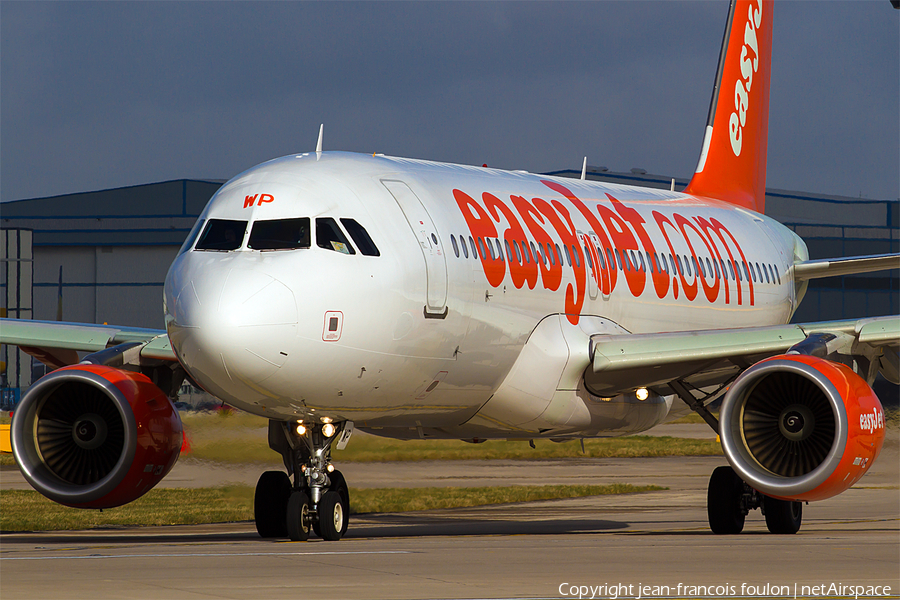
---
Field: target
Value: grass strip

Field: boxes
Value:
[350,484,664,514]
[186,433,723,465]
[0,483,663,532]
[176,412,724,464]
[0,486,255,533]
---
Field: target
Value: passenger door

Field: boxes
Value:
[382,180,448,317]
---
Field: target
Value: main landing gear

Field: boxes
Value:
[254,420,350,541]
[707,465,802,535]
[670,381,803,535]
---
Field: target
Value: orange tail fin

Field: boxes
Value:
[684,0,773,213]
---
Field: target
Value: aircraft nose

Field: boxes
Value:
[168,263,298,396]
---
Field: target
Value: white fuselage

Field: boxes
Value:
[164,152,804,439]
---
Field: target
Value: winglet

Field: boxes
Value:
[316,124,324,153]
[684,0,772,213]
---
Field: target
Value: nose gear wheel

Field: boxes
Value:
[286,491,311,541]
[255,420,351,541]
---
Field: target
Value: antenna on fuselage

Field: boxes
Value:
[316,124,324,153]
[580,157,587,180]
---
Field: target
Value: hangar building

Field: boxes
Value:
[2,180,222,329]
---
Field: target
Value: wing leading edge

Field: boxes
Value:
[0,318,174,369]
[793,253,899,280]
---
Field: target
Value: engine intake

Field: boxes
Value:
[720,354,884,502]
[11,364,183,509]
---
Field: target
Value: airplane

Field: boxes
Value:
[2,0,897,542]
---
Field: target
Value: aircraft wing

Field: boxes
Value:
[586,316,900,397]
[0,318,174,369]
[793,253,899,280]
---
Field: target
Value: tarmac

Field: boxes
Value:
[1,424,898,600]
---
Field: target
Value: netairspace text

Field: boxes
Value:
[557,582,894,599]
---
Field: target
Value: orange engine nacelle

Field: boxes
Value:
[11,364,183,509]
[719,354,885,502]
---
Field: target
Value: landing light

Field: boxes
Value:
[636,388,649,401]
[326,464,335,473]
[322,423,336,438]
[296,424,307,436]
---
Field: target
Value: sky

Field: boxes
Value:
[1,1,897,203]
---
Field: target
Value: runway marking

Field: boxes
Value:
[1,550,411,561]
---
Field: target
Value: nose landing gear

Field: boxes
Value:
[255,420,350,541]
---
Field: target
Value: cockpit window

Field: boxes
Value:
[195,219,247,251]
[340,218,380,256]
[249,218,311,250]
[316,218,355,254]
[178,218,205,255]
